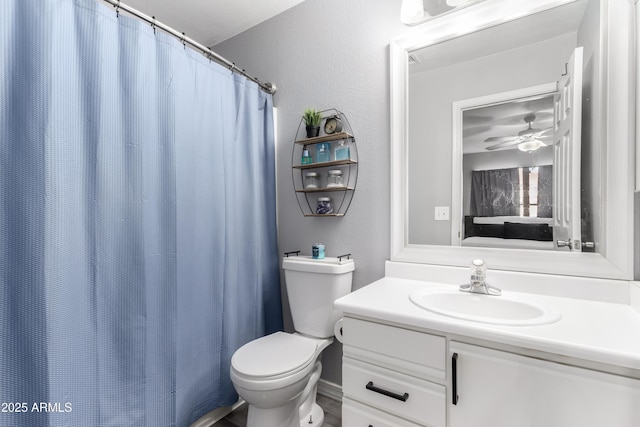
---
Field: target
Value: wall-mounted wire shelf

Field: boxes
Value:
[291,109,358,217]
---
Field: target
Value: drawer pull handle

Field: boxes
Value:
[452,352,459,405]
[365,381,409,402]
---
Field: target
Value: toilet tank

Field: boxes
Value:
[282,256,355,338]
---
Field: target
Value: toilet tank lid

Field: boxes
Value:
[282,256,355,274]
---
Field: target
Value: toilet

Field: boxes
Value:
[230,255,354,427]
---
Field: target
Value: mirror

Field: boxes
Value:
[409,2,586,250]
[390,0,635,280]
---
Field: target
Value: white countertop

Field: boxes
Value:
[334,277,640,372]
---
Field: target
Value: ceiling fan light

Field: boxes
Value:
[518,139,546,152]
[401,0,425,24]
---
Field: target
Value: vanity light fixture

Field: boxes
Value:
[517,138,547,152]
[401,0,487,25]
[400,0,425,24]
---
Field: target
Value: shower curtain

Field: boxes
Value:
[0,0,283,426]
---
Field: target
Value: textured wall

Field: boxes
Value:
[215,0,406,385]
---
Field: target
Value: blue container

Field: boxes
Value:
[316,142,330,162]
[334,142,350,160]
[312,243,325,259]
[316,197,333,215]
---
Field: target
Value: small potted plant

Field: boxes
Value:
[303,108,322,138]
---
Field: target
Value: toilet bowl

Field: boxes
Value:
[230,332,332,427]
[230,255,355,427]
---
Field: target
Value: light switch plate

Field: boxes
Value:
[435,206,450,221]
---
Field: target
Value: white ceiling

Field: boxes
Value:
[117,0,308,47]
[408,0,588,155]
[409,0,587,73]
[463,96,554,154]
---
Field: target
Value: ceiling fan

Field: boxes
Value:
[484,113,552,152]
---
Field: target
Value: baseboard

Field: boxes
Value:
[317,378,343,402]
[190,399,246,427]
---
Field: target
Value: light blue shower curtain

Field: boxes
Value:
[0,0,283,426]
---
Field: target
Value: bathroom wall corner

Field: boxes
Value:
[317,378,342,402]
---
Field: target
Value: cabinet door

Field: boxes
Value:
[450,342,640,427]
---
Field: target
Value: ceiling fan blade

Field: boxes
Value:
[485,139,521,151]
[483,135,518,143]
[533,127,553,137]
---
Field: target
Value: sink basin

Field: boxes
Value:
[409,288,561,326]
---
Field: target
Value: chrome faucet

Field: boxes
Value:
[459,259,501,296]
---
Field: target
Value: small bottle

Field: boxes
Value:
[301,148,312,165]
[326,170,344,188]
[334,140,350,160]
[316,197,333,214]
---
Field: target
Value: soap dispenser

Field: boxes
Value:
[301,148,312,165]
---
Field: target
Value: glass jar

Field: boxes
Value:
[316,197,333,215]
[326,170,344,188]
[304,172,319,189]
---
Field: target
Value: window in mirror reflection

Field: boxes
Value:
[468,165,552,218]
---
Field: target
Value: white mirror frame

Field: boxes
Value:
[637,0,640,193]
[390,0,635,280]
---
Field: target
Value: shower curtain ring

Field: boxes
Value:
[151,16,156,34]
[181,32,186,48]
[115,0,120,17]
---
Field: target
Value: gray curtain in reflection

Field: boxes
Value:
[537,165,553,218]
[470,168,520,216]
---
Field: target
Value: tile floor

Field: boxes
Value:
[214,394,341,427]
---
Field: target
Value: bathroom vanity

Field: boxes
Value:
[364,0,640,423]
[335,265,640,427]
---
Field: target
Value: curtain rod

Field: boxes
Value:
[101,0,276,94]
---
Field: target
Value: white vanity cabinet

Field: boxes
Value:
[340,315,640,427]
[449,342,640,427]
[341,317,447,427]
[336,276,640,427]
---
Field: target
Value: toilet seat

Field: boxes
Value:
[231,332,319,380]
